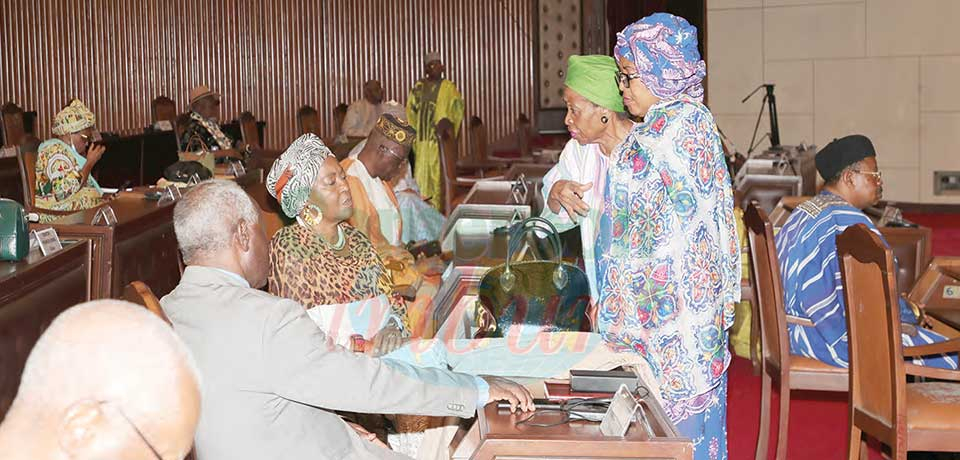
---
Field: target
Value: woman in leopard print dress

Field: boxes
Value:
[266,134,408,355]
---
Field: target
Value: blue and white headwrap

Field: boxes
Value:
[614,12,706,103]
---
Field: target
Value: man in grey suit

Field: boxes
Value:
[161,180,533,459]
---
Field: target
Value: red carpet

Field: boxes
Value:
[726,356,853,459]
[728,210,959,459]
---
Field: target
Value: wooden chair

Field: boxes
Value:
[1,102,26,147]
[150,96,177,125]
[332,103,348,138]
[238,111,261,148]
[174,112,192,150]
[459,116,505,178]
[123,281,172,326]
[838,223,960,459]
[297,105,321,136]
[437,121,476,215]
[469,116,487,162]
[745,203,848,460]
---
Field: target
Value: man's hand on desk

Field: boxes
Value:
[482,376,536,413]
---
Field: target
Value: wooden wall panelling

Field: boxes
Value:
[1,0,535,158]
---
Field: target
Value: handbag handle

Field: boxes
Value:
[500,216,568,292]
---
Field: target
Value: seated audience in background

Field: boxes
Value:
[540,55,635,301]
[348,103,444,244]
[776,134,958,369]
[34,99,105,217]
[340,79,386,142]
[179,85,251,162]
[407,52,465,212]
[162,179,533,460]
[267,134,407,355]
[0,300,201,460]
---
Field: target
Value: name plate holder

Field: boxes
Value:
[31,227,63,256]
[158,185,183,206]
[230,160,246,178]
[91,205,118,226]
[510,173,529,205]
[186,173,202,187]
[599,384,644,438]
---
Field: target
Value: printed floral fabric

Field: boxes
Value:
[34,138,102,214]
[594,95,740,402]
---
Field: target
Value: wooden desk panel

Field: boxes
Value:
[45,192,179,299]
[472,400,693,460]
[0,241,91,417]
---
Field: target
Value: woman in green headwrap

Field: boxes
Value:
[541,54,635,303]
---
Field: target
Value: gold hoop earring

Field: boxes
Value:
[303,203,323,226]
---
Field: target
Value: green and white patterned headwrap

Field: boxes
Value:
[266,133,332,218]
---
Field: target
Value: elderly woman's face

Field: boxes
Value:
[616,57,660,118]
[307,156,354,223]
[563,87,607,146]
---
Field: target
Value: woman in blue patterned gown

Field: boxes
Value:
[594,13,740,460]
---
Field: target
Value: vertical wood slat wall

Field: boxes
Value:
[0,0,535,151]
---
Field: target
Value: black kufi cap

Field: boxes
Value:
[815,134,876,182]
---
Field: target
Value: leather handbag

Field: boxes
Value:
[0,198,28,261]
[476,216,591,338]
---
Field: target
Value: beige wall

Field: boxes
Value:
[707,0,960,204]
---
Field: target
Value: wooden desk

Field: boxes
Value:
[471,399,693,460]
[0,241,91,417]
[43,192,180,299]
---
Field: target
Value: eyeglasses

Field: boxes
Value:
[100,400,163,460]
[615,70,642,88]
[853,169,883,181]
[378,144,405,165]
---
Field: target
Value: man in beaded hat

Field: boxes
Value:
[341,113,416,252]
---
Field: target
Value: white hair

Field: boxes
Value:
[174,179,260,264]
[13,300,201,415]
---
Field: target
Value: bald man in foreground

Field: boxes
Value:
[0,300,201,460]
[162,180,533,460]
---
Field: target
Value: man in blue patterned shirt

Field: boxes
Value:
[775,134,956,369]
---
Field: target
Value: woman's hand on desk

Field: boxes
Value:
[368,323,405,357]
[548,180,593,218]
[482,376,536,413]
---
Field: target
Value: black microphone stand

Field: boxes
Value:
[742,84,782,156]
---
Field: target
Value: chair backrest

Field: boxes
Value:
[123,281,172,326]
[174,112,192,149]
[238,111,261,148]
[837,223,905,443]
[297,105,321,135]
[469,116,487,162]
[517,113,531,157]
[1,102,26,147]
[437,124,459,215]
[16,136,41,212]
[744,203,790,374]
[151,96,177,124]
[332,103,348,137]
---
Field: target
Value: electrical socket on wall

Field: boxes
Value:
[934,171,960,195]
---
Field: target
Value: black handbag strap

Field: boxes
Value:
[501,216,567,292]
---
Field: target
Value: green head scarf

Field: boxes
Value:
[564,55,625,113]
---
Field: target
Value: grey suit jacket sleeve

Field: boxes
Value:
[263,300,481,418]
